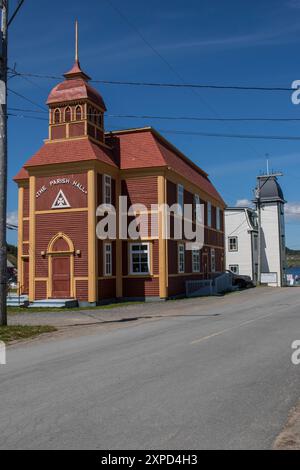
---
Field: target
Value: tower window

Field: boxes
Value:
[88,106,93,122]
[75,105,82,120]
[54,109,61,124]
[65,107,71,122]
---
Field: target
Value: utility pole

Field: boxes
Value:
[255,171,283,286]
[0,0,8,326]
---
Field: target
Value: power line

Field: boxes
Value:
[7,111,300,140]
[8,69,294,92]
[8,0,25,27]
[8,87,47,111]
[9,107,300,122]
[156,129,300,141]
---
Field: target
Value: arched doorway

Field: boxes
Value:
[47,233,75,299]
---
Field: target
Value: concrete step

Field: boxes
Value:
[28,299,78,309]
[7,294,29,307]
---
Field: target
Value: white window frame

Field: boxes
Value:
[194,194,202,223]
[216,207,221,231]
[228,236,238,252]
[104,243,112,276]
[178,243,185,273]
[207,201,212,227]
[192,249,201,273]
[229,264,239,274]
[211,248,216,273]
[103,174,112,205]
[177,184,184,215]
[129,242,150,275]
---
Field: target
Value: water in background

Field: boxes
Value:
[287,267,300,276]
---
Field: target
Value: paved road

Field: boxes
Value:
[1,288,300,450]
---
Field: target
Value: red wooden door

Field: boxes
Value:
[23,258,29,294]
[52,256,70,298]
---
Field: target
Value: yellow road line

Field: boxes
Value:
[190,311,276,345]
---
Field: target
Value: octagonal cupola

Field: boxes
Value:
[46,21,106,145]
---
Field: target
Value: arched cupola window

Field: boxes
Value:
[54,108,61,124]
[88,106,93,122]
[65,106,72,122]
[75,105,82,120]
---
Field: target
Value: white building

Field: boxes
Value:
[225,175,286,287]
[225,207,258,282]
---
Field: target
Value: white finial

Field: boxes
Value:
[75,20,79,63]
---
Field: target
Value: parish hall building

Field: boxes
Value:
[14,45,226,306]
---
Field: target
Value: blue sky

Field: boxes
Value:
[6,0,300,247]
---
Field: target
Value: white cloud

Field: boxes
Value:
[235,199,253,208]
[6,211,18,226]
[285,203,300,221]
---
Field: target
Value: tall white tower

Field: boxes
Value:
[255,174,286,287]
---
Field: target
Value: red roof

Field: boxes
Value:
[21,138,116,170]
[113,128,225,205]
[14,127,224,205]
[13,167,29,181]
[47,78,106,110]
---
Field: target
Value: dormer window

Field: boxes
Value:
[65,107,72,122]
[54,109,61,124]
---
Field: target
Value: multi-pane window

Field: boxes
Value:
[192,249,201,272]
[207,201,212,227]
[104,243,112,276]
[103,175,112,205]
[229,265,239,274]
[178,243,185,273]
[228,236,238,252]
[194,194,202,223]
[130,243,150,275]
[216,207,221,230]
[211,248,216,273]
[177,184,184,214]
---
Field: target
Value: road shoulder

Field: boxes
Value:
[273,400,300,450]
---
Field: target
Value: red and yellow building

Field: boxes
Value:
[14,52,226,305]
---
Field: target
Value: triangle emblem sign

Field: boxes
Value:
[51,189,71,209]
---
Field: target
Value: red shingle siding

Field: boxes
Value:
[35,212,88,278]
[51,125,66,140]
[23,188,29,217]
[123,278,159,297]
[35,173,88,211]
[99,279,116,300]
[76,280,88,301]
[35,281,47,300]
[23,220,29,241]
[69,122,85,138]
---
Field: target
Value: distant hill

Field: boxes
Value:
[286,247,300,268]
[7,244,17,267]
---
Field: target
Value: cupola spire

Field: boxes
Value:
[64,20,91,82]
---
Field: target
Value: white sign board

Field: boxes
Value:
[0,340,6,365]
[261,272,278,284]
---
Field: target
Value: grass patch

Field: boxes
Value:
[8,301,144,315]
[0,325,57,343]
